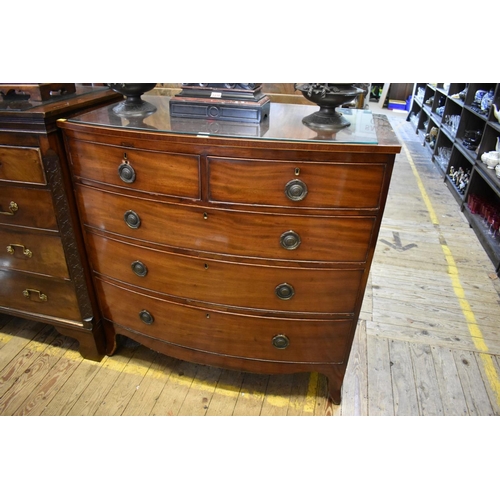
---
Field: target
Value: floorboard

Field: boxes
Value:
[121,353,179,416]
[204,369,245,417]
[66,341,140,416]
[150,359,199,416]
[94,344,158,416]
[454,350,495,416]
[177,364,222,416]
[232,373,269,416]
[410,343,445,416]
[367,334,394,416]
[12,338,82,416]
[341,320,369,416]
[389,340,420,416]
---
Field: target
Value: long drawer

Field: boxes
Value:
[85,232,364,314]
[0,145,46,185]
[208,157,386,209]
[0,226,69,278]
[67,139,201,199]
[96,277,353,364]
[0,185,58,230]
[76,184,376,263]
[0,269,81,321]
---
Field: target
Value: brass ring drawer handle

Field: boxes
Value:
[275,283,295,300]
[139,309,154,325]
[118,162,136,183]
[124,210,141,229]
[23,289,47,301]
[272,334,290,349]
[131,260,148,277]
[280,230,301,250]
[7,244,33,258]
[284,179,308,201]
[1,201,19,216]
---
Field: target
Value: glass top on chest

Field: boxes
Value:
[67,96,379,145]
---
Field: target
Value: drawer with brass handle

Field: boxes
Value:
[0,269,81,321]
[0,226,69,277]
[0,200,18,216]
[7,243,33,258]
[77,184,376,263]
[96,276,353,364]
[85,232,365,314]
[208,157,387,209]
[22,288,48,301]
[0,145,46,185]
[66,139,201,199]
[0,185,58,230]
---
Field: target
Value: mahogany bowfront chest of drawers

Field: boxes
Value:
[58,97,401,403]
[0,85,120,360]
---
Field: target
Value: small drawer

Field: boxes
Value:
[208,157,386,209]
[0,269,81,322]
[0,185,58,230]
[0,226,69,278]
[86,232,364,314]
[0,146,46,185]
[77,185,376,263]
[67,139,201,199]
[96,277,353,364]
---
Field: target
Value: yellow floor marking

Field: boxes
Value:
[304,372,318,413]
[402,142,500,408]
[0,333,12,345]
[263,394,290,408]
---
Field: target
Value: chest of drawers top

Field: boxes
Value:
[59,97,400,210]
[59,95,400,152]
[0,86,120,133]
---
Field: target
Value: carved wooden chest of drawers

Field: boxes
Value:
[0,85,120,360]
[59,97,400,402]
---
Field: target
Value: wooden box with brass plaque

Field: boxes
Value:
[59,95,400,403]
[0,84,120,360]
[169,84,270,123]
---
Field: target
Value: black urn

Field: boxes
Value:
[295,83,363,130]
[108,83,157,117]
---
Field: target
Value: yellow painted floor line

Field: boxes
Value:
[304,372,318,413]
[402,142,500,408]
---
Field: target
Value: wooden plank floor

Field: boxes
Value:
[1,109,500,416]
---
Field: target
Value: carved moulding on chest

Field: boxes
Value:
[43,149,94,327]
